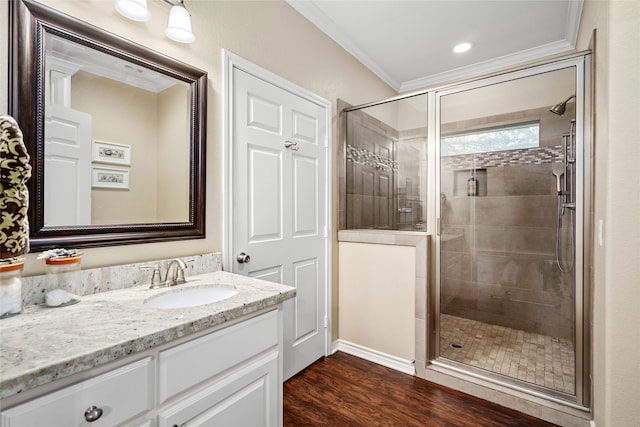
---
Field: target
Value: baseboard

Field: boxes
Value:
[332,339,415,376]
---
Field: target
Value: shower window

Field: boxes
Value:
[441,122,540,156]
[344,94,428,231]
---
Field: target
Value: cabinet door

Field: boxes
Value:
[158,310,278,404]
[158,352,278,427]
[1,358,154,427]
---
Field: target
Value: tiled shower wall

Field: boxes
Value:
[440,151,575,340]
[345,109,397,230]
[440,103,576,341]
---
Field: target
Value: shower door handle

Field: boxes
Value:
[284,140,299,151]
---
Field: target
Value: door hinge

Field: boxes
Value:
[436,217,441,236]
[324,316,329,328]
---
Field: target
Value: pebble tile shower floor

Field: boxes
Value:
[440,314,575,394]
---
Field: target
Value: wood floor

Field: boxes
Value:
[284,352,557,427]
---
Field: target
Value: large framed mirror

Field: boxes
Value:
[8,0,207,250]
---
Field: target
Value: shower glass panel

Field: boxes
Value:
[345,94,428,231]
[438,67,578,396]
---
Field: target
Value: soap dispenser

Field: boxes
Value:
[467,170,478,197]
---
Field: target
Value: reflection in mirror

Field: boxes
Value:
[438,67,578,396]
[10,0,206,250]
[44,33,190,226]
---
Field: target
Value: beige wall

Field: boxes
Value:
[576,0,640,425]
[338,242,415,360]
[441,68,576,124]
[157,83,190,222]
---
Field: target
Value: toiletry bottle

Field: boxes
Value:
[467,170,478,197]
[0,260,23,318]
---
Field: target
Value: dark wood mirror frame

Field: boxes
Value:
[8,0,207,251]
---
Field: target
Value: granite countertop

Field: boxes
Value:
[0,271,296,400]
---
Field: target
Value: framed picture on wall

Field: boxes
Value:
[92,166,130,190]
[92,140,131,165]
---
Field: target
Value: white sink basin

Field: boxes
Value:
[143,285,238,309]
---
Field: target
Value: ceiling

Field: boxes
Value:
[286,0,583,93]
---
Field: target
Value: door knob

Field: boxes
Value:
[237,252,251,264]
[284,140,299,151]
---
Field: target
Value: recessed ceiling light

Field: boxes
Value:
[453,42,472,53]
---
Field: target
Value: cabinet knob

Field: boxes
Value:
[84,405,103,422]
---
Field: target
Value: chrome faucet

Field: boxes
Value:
[140,258,189,289]
[166,258,187,286]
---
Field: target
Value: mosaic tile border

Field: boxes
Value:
[441,145,563,170]
[20,252,222,307]
[348,144,562,172]
[346,144,398,172]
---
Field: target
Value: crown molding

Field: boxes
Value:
[565,0,584,47]
[399,39,575,93]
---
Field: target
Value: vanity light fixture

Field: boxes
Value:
[453,42,473,53]
[164,0,196,43]
[114,0,196,44]
[114,0,152,22]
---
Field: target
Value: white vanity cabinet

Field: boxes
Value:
[0,358,154,427]
[1,308,283,427]
[158,310,282,427]
[157,309,281,427]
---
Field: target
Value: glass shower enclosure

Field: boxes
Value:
[436,62,585,400]
[343,53,591,408]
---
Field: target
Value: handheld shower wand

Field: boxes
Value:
[551,165,564,195]
[552,165,566,216]
[553,164,572,272]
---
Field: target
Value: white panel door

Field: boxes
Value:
[44,103,92,226]
[231,67,328,380]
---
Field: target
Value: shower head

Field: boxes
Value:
[550,95,576,116]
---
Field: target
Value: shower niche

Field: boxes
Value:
[453,168,487,197]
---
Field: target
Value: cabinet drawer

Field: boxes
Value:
[159,310,278,403]
[1,357,154,427]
